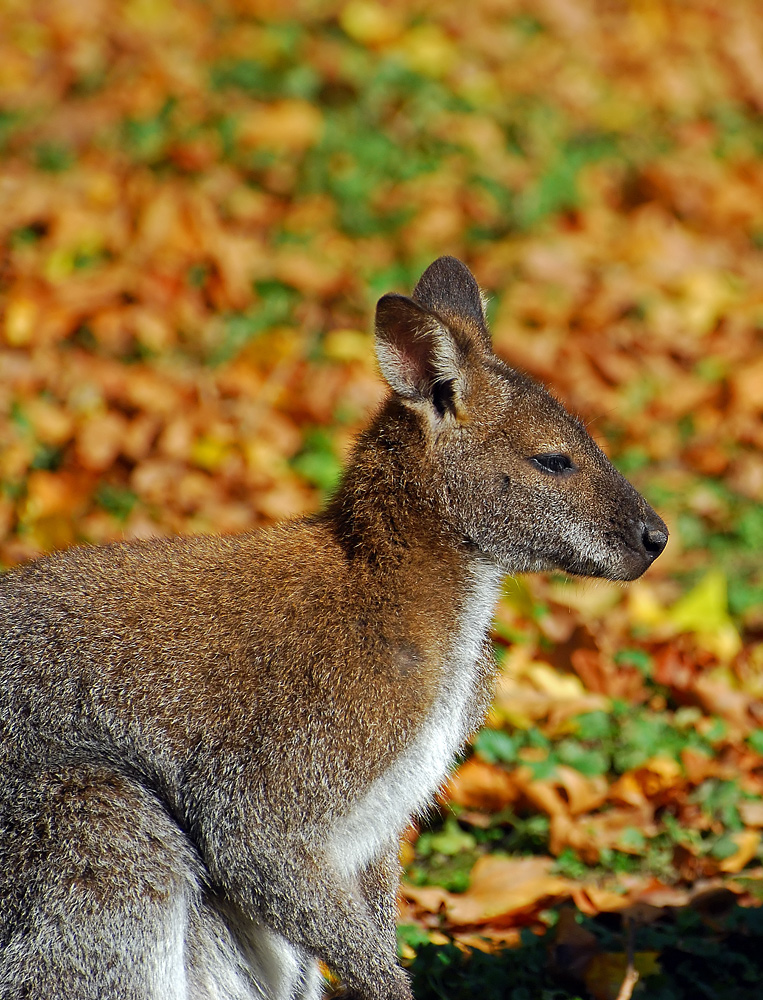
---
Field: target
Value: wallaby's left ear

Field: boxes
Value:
[374,293,470,420]
[412,256,491,351]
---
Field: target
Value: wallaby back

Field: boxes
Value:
[0,257,666,1000]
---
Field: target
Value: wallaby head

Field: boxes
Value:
[372,255,667,582]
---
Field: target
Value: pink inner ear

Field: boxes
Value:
[376,294,439,397]
[396,326,437,385]
[378,326,436,398]
[395,345,427,388]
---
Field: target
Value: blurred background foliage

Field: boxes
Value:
[1,0,763,996]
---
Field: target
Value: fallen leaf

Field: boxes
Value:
[411,855,572,928]
[718,831,761,874]
[446,758,518,812]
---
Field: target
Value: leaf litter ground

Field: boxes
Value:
[1,1,763,997]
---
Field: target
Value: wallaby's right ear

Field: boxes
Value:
[375,293,469,419]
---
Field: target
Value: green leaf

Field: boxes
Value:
[710,834,739,860]
[614,648,653,676]
[95,484,137,522]
[574,710,614,743]
[473,729,519,764]
[426,818,476,857]
[556,739,610,777]
[291,429,342,493]
[35,142,73,172]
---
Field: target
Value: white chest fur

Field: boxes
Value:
[327,562,502,879]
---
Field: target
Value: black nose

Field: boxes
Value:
[640,520,668,561]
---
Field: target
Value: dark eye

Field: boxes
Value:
[530,453,576,476]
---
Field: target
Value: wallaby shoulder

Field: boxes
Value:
[0,412,492,812]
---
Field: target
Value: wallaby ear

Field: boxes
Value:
[375,293,467,419]
[412,256,492,351]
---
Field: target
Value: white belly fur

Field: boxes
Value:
[327,562,502,879]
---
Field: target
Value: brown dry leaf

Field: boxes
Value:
[404,856,572,928]
[75,411,129,471]
[680,747,727,784]
[451,928,522,950]
[630,756,684,800]
[738,801,763,828]
[22,398,74,447]
[514,765,608,818]
[731,356,763,414]
[552,905,599,979]
[608,773,650,810]
[446,758,518,812]
[570,648,647,702]
[401,883,453,917]
[22,470,90,522]
[443,855,571,927]
[238,101,323,153]
[572,884,635,916]
[273,249,344,296]
[550,808,659,864]
[554,767,609,816]
[692,675,757,733]
[124,370,187,416]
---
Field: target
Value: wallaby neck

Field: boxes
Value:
[322,398,462,570]
[318,398,503,673]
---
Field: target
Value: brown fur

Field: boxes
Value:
[0,257,666,999]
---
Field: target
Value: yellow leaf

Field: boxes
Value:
[666,570,742,660]
[718,830,760,874]
[525,661,587,700]
[668,569,729,632]
[739,801,763,828]
[398,839,415,868]
[25,399,74,447]
[339,1,403,45]
[322,329,372,363]
[191,436,231,472]
[395,24,456,78]
[5,297,38,346]
[680,270,736,337]
[627,581,664,627]
[238,101,323,153]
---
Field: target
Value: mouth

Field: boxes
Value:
[563,548,661,583]
[554,532,666,582]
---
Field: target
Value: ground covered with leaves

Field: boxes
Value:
[1,0,763,997]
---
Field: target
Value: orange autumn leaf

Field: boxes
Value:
[444,855,571,927]
[446,758,518,812]
[514,765,608,818]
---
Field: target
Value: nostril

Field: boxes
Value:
[641,522,668,559]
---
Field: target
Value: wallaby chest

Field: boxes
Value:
[327,560,502,878]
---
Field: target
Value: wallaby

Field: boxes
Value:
[0,256,667,999]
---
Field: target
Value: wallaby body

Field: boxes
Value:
[0,257,667,999]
